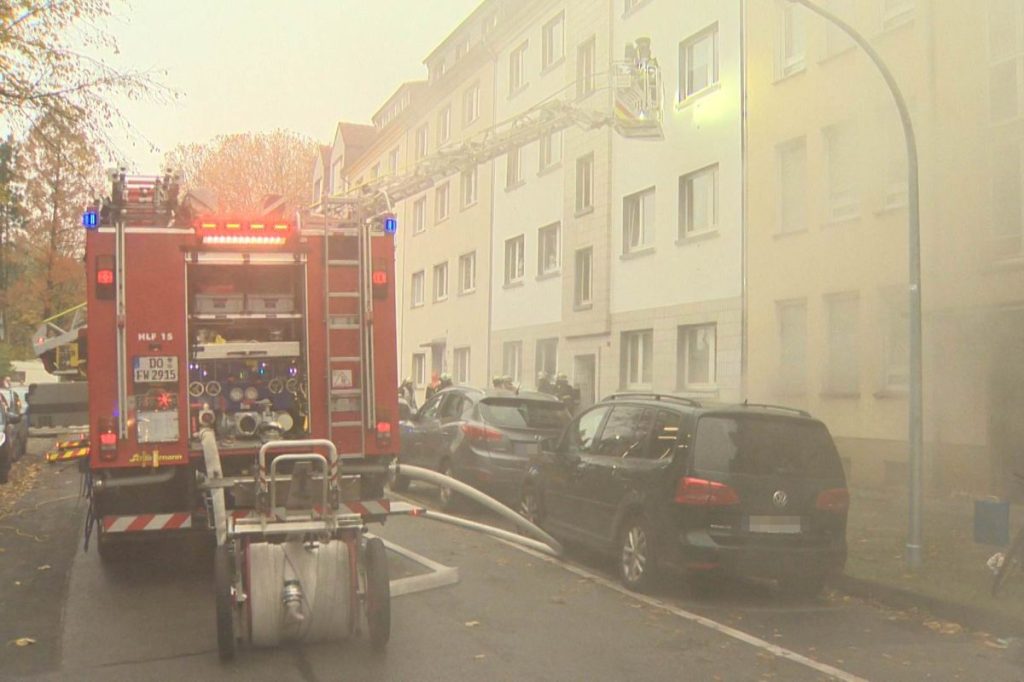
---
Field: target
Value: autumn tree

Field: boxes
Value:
[0,136,25,344]
[165,131,318,214]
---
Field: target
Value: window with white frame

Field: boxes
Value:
[823,0,854,56]
[504,235,525,285]
[413,196,427,233]
[436,182,450,222]
[463,83,480,125]
[542,12,564,70]
[990,1,1022,122]
[506,145,523,188]
[412,353,426,386]
[679,165,718,236]
[778,138,806,233]
[825,293,860,394]
[438,105,452,145]
[677,324,716,390]
[453,347,471,384]
[992,142,1023,252]
[574,247,593,307]
[371,162,381,180]
[416,124,429,160]
[679,24,718,102]
[881,0,915,29]
[388,147,400,175]
[621,329,653,389]
[461,166,478,208]
[777,300,807,390]
[536,338,558,377]
[882,296,909,390]
[502,341,523,382]
[778,4,806,78]
[454,37,470,62]
[411,271,425,307]
[577,37,596,98]
[458,251,476,294]
[824,123,859,221]
[623,186,656,253]
[432,262,448,302]
[539,129,562,171]
[576,153,594,212]
[538,222,561,276]
[510,41,528,95]
[331,159,344,193]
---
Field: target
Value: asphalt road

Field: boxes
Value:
[2,443,1022,681]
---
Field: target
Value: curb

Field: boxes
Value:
[838,574,1024,636]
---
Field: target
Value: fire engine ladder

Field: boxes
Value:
[321,208,375,456]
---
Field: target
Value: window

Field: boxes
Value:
[371,162,381,180]
[504,235,525,285]
[437,105,452,145]
[539,129,562,171]
[411,270,425,307]
[679,24,718,101]
[542,12,564,70]
[416,125,429,160]
[463,83,480,125]
[535,338,558,377]
[436,182,450,222]
[623,186,655,253]
[679,165,717,236]
[650,410,682,460]
[388,147,400,175]
[412,353,426,386]
[453,347,471,384]
[455,38,470,62]
[576,154,594,213]
[825,293,859,394]
[824,124,859,221]
[538,222,561,275]
[506,146,523,188]
[502,341,523,382]
[883,297,909,390]
[433,262,448,302]
[777,300,807,390]
[993,143,1023,251]
[823,0,854,56]
[778,138,806,233]
[510,41,528,95]
[593,406,654,458]
[566,405,610,454]
[313,178,322,203]
[677,324,716,390]
[458,251,476,294]
[574,248,593,307]
[621,329,654,389]
[882,0,915,29]
[331,159,344,193]
[413,196,427,233]
[990,1,1021,122]
[779,4,806,77]
[577,37,596,98]
[461,166,478,208]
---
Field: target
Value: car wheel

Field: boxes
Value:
[778,572,827,600]
[618,516,659,593]
[438,459,459,511]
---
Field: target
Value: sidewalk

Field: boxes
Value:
[843,486,1024,637]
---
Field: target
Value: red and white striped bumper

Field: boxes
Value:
[102,513,193,533]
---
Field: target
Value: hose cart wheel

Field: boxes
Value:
[365,537,390,650]
[215,544,237,661]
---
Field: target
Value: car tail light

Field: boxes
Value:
[98,417,118,461]
[376,420,392,448]
[815,488,850,513]
[674,477,740,506]
[461,422,505,445]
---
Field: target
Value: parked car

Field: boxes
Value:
[393,386,572,509]
[520,394,848,596]
[0,386,28,463]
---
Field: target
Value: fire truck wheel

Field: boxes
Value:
[364,537,390,650]
[214,544,237,661]
[96,529,124,564]
[388,473,410,493]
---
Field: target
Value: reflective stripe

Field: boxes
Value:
[102,513,192,533]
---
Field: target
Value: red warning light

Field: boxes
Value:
[99,432,117,446]
[97,269,114,285]
[372,271,388,285]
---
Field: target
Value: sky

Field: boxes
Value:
[101,0,484,171]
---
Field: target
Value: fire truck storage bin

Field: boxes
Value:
[195,294,244,314]
[193,341,301,360]
[247,294,295,314]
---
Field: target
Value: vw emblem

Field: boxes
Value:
[772,490,789,509]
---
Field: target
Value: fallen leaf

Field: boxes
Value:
[37,565,50,571]
[474,654,486,660]
[13,581,20,586]
[464,620,480,628]
[11,638,35,647]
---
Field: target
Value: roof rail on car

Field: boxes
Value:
[604,392,701,408]
[739,401,811,417]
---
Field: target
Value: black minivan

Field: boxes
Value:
[520,394,848,595]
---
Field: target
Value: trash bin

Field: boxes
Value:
[974,499,1010,547]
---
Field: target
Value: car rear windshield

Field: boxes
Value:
[479,399,571,430]
[693,415,843,479]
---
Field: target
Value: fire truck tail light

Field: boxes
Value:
[372,271,387,285]
[95,255,115,300]
[98,417,118,460]
[375,420,393,448]
[99,432,117,446]
[97,269,114,285]
[372,257,389,300]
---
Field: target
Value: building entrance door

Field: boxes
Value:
[574,354,596,410]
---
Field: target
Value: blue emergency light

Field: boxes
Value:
[383,214,398,234]
[82,210,99,229]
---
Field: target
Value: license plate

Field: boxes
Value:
[133,356,178,383]
[747,515,802,534]
[513,442,540,456]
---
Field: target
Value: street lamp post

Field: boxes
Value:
[785,0,923,568]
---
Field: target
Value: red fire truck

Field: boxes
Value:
[84,174,399,556]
